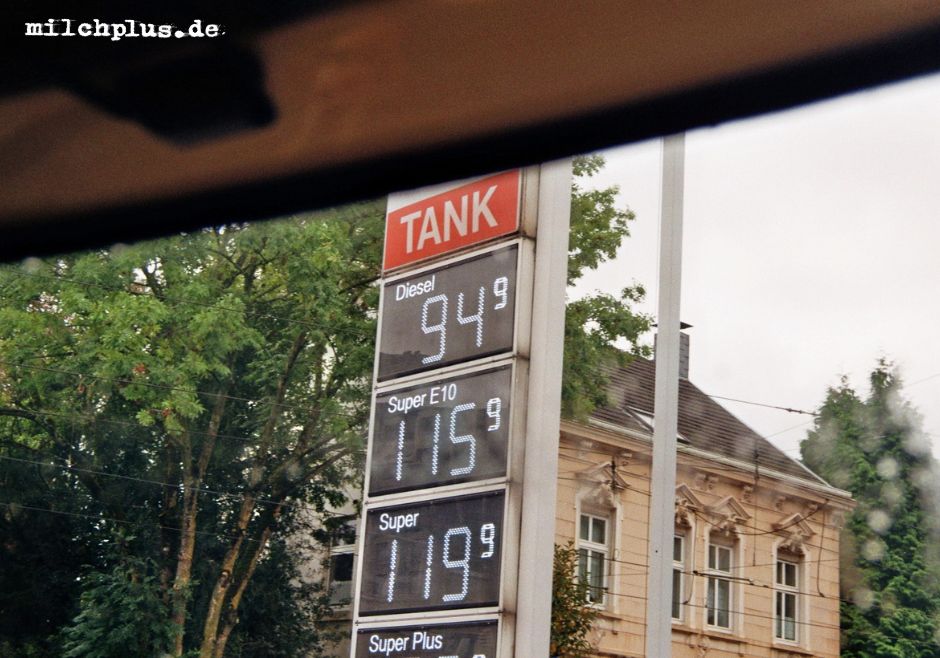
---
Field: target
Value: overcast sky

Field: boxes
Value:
[573,70,940,463]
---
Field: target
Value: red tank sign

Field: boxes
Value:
[383,170,521,271]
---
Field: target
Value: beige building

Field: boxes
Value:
[558,350,855,658]
[324,340,854,657]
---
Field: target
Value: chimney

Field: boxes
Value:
[679,330,690,380]
[654,322,691,380]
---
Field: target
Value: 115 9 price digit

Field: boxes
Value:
[370,367,512,495]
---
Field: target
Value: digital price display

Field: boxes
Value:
[358,491,504,615]
[356,621,498,658]
[369,367,512,496]
[377,245,518,381]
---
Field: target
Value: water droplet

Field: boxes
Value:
[881,482,903,507]
[862,538,886,561]
[876,457,899,479]
[867,509,892,535]
[853,587,875,610]
[21,257,41,273]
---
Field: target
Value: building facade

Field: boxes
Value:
[323,344,854,657]
[557,355,854,657]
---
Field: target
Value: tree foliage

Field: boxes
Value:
[60,546,175,658]
[0,204,384,657]
[563,155,652,419]
[551,542,598,658]
[801,362,940,657]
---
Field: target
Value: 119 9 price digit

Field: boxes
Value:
[358,492,504,615]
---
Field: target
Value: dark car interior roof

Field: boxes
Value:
[3,1,940,257]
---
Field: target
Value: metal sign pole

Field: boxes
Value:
[645,134,685,658]
[512,158,572,656]
[349,162,570,658]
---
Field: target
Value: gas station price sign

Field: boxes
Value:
[369,366,512,496]
[356,621,498,658]
[358,491,504,615]
[377,245,518,381]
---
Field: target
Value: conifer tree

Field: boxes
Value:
[801,362,940,657]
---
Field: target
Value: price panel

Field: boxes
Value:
[358,492,504,615]
[369,367,512,496]
[356,621,498,658]
[377,245,518,381]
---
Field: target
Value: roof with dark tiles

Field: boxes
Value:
[589,357,827,485]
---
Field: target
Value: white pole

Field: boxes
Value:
[513,158,572,657]
[645,134,685,658]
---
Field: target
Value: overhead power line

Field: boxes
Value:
[705,393,818,417]
[1,264,375,339]
[0,358,367,422]
[0,454,347,518]
[0,500,265,544]
[0,403,364,448]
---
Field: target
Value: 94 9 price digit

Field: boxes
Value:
[378,246,518,380]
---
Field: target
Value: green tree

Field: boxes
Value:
[551,543,598,658]
[564,155,652,419]
[801,362,940,658]
[0,203,384,657]
[60,546,175,658]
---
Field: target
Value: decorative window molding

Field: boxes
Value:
[675,482,705,527]
[706,495,751,537]
[773,513,815,556]
[575,460,629,510]
[693,471,718,492]
[772,537,813,651]
[574,460,623,611]
[741,484,754,502]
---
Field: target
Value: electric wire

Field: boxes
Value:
[703,394,818,417]
[599,587,940,651]
[0,358,368,422]
[0,265,854,430]
[0,454,348,518]
[0,501,265,544]
[0,404,364,448]
[1,488,924,645]
[0,262,377,339]
[557,442,839,492]
[8,206,928,643]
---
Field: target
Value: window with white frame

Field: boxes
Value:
[706,541,733,629]
[775,557,799,642]
[671,533,685,620]
[578,512,609,606]
[327,517,357,606]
